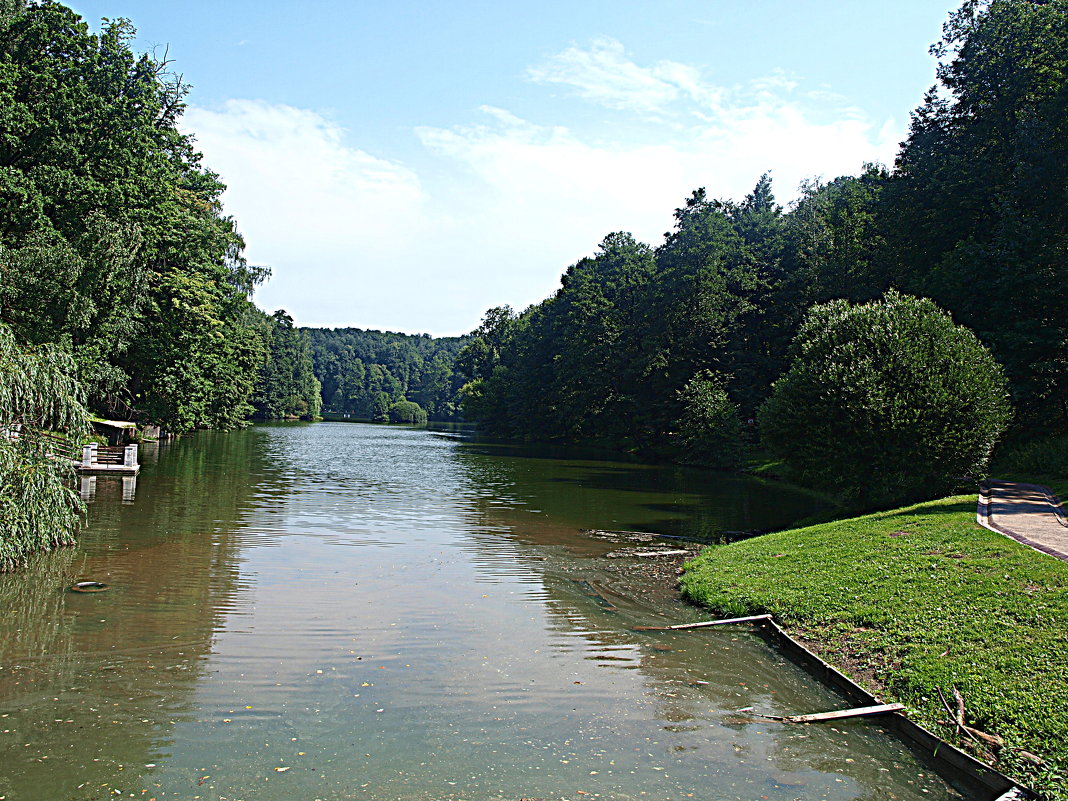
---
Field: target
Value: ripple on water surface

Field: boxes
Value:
[0,423,970,801]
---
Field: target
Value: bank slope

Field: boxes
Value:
[680,495,1068,799]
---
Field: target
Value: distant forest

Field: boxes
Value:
[304,328,468,422]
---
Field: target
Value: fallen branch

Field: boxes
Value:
[756,703,904,724]
[936,686,1005,750]
[633,614,772,631]
[954,687,1005,748]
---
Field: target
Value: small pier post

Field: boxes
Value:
[79,475,96,501]
[74,441,139,475]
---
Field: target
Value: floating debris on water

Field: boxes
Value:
[68,581,109,593]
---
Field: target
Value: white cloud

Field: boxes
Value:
[183,100,439,330]
[182,43,904,335]
[185,100,425,246]
[418,47,902,246]
[527,37,682,113]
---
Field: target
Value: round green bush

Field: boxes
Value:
[759,291,1011,506]
[387,400,428,425]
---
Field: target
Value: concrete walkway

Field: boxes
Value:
[977,480,1068,561]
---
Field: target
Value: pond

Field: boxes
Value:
[0,423,969,800]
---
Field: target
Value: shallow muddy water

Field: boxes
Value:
[0,423,969,800]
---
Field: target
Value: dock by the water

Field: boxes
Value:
[76,442,140,475]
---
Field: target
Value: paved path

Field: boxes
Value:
[977,480,1068,561]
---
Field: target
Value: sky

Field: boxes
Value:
[68,0,959,337]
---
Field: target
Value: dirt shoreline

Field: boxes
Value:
[597,539,891,699]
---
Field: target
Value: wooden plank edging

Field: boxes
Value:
[776,703,906,724]
[753,616,1034,800]
[633,613,771,632]
[632,608,1032,797]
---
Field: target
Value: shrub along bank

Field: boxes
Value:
[759,291,1011,508]
[680,494,1068,799]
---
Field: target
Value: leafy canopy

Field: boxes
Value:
[0,321,88,571]
[759,291,1012,506]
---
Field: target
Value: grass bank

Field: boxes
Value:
[680,492,1068,799]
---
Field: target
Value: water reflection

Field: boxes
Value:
[79,475,139,504]
[449,438,827,541]
[0,423,967,801]
[0,432,258,801]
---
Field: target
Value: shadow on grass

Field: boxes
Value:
[889,499,977,517]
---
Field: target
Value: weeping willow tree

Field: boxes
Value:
[0,322,89,571]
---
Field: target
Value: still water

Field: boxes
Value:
[1,423,966,800]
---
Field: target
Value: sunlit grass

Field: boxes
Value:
[681,494,1068,799]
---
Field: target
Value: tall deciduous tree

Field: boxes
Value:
[887,0,1068,427]
[0,2,270,432]
[784,166,889,306]
[252,310,321,421]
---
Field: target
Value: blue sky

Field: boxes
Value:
[69,1,959,336]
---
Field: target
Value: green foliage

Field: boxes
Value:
[642,186,766,428]
[887,0,1068,427]
[455,306,516,383]
[307,327,467,422]
[675,371,744,469]
[462,181,794,457]
[784,166,889,305]
[461,234,663,444]
[995,434,1068,481]
[0,1,268,433]
[0,322,87,571]
[759,291,1012,505]
[252,310,321,420]
[459,0,1068,482]
[387,399,427,425]
[680,496,1068,798]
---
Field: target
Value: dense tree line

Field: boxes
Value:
[458,179,808,455]
[887,0,1068,429]
[305,328,468,423]
[0,0,317,430]
[0,0,325,564]
[251,311,321,421]
[461,0,1067,489]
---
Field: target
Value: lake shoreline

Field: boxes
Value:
[595,529,1026,797]
[679,492,1068,800]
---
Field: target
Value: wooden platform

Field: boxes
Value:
[73,443,140,475]
[74,462,140,475]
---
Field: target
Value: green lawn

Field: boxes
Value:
[681,493,1068,799]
